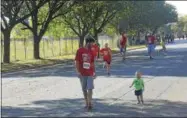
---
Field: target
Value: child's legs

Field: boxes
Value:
[106,61,111,73]
[140,94,144,103]
[137,96,141,103]
[135,90,141,103]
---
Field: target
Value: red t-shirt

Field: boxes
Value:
[147,35,155,44]
[75,48,95,76]
[91,44,99,58]
[120,35,127,48]
[100,48,111,62]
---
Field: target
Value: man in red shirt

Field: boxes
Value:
[120,32,127,60]
[100,43,112,76]
[75,36,96,111]
[146,34,156,59]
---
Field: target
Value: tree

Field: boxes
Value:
[1,0,46,63]
[116,1,177,38]
[90,1,125,40]
[21,0,73,59]
[171,15,187,37]
[61,1,94,46]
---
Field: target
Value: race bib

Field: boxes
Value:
[83,62,90,69]
[104,51,108,55]
[148,38,152,43]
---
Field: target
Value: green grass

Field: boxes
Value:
[2,44,146,73]
[1,38,119,62]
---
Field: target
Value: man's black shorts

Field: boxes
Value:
[135,89,143,96]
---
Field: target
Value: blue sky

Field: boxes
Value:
[166,1,187,16]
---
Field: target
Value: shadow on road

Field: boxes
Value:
[2,98,187,117]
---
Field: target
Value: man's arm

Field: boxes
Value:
[75,50,81,75]
[75,60,80,74]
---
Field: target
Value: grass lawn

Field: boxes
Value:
[1,45,145,73]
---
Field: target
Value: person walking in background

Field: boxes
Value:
[159,32,167,55]
[120,32,127,60]
[146,33,156,59]
[75,36,96,111]
[100,43,112,76]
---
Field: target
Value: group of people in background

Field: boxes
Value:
[178,34,187,40]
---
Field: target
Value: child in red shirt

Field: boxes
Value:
[91,42,99,60]
[100,43,112,76]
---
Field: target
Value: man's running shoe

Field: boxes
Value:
[87,106,92,111]
[150,56,153,60]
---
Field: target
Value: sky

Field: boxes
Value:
[166,1,187,16]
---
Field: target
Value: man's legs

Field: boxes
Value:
[148,45,152,59]
[87,89,93,108]
[80,77,88,107]
[87,77,94,109]
[123,46,126,60]
[120,47,123,55]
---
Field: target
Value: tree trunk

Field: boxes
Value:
[3,30,11,63]
[33,35,41,59]
[93,33,100,58]
[137,31,141,45]
[79,36,84,47]
[94,33,98,41]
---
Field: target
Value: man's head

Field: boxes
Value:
[85,35,95,49]
[105,43,108,48]
[122,32,126,37]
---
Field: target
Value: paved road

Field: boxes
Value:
[2,39,187,117]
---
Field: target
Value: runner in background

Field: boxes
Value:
[159,32,167,55]
[120,32,127,60]
[146,33,156,59]
[91,39,99,61]
[75,36,96,111]
[100,43,112,76]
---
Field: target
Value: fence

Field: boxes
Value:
[1,35,119,62]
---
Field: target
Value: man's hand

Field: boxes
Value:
[77,73,82,79]
[93,73,97,79]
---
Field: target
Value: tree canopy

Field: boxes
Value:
[1,1,178,63]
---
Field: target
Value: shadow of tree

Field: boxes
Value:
[2,98,187,117]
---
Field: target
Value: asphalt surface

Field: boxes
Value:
[1,39,187,117]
